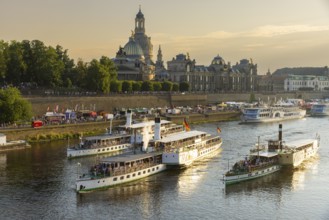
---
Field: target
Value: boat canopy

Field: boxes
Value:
[101,152,162,163]
[250,151,278,158]
[159,130,206,143]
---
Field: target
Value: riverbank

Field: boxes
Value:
[0,111,240,143]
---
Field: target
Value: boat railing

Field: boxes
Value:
[164,137,222,153]
[226,160,278,176]
[83,161,162,180]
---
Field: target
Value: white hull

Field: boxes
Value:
[310,104,329,117]
[224,165,281,185]
[278,140,319,167]
[67,143,131,158]
[241,107,306,123]
[76,164,166,193]
[241,113,306,123]
[162,142,222,166]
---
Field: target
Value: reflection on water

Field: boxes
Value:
[0,117,329,219]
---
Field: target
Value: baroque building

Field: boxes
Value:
[113,7,155,81]
[167,53,258,92]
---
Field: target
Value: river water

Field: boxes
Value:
[0,117,328,220]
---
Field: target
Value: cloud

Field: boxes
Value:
[247,24,329,37]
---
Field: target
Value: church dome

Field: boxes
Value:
[123,36,144,57]
[211,55,226,65]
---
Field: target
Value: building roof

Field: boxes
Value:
[123,37,144,57]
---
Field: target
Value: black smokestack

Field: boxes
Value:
[279,124,282,150]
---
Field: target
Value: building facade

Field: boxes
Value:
[284,75,329,91]
[167,53,258,92]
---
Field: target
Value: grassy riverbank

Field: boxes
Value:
[1,111,240,143]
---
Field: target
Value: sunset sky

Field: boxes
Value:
[1,0,329,74]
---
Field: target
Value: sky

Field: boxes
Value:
[1,0,329,74]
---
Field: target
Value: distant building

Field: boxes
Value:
[284,75,329,91]
[167,53,258,92]
[113,7,155,81]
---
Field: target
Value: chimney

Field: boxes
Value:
[154,117,161,140]
[125,109,132,127]
[278,124,282,150]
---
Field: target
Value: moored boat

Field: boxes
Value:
[0,133,31,152]
[310,103,329,117]
[240,103,306,123]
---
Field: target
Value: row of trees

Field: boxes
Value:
[109,80,189,93]
[0,39,190,94]
[0,39,117,92]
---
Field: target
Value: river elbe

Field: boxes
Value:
[0,117,328,219]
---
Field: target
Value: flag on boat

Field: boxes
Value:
[217,127,221,133]
[183,118,190,131]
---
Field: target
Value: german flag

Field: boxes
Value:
[183,118,190,131]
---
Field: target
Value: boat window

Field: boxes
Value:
[152,168,155,171]
[148,169,150,173]
[98,149,100,152]
[126,175,130,178]
[132,174,136,177]
[138,172,141,175]
[143,171,146,174]
[107,148,109,150]
[120,176,124,180]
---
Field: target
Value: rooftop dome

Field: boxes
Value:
[123,36,144,57]
[136,8,144,19]
[211,54,226,65]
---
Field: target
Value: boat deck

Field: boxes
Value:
[101,151,163,163]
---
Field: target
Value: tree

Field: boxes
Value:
[74,59,88,89]
[56,45,75,88]
[172,83,179,92]
[132,81,142,92]
[85,59,110,93]
[141,81,154,91]
[153,81,162,91]
[179,81,189,92]
[249,92,256,103]
[161,81,173,91]
[6,41,26,85]
[122,80,132,93]
[0,87,32,123]
[0,40,8,83]
[99,56,117,80]
[110,80,122,93]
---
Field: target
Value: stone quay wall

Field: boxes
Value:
[25,91,329,116]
